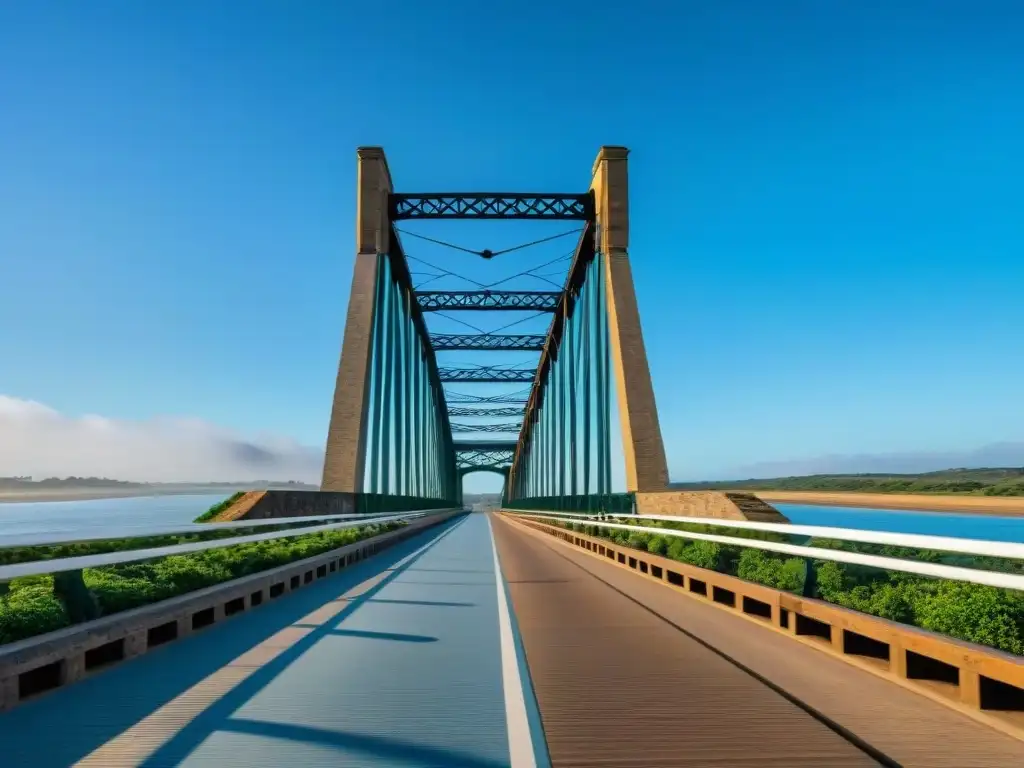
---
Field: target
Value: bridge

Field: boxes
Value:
[1,147,1023,766]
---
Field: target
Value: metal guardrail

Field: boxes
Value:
[0,509,461,581]
[503,509,1024,560]
[0,510,442,549]
[505,510,1024,592]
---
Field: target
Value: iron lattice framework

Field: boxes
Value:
[450,422,523,434]
[430,334,546,352]
[325,146,668,512]
[447,407,524,418]
[508,223,619,504]
[454,442,516,471]
[391,193,592,220]
[439,367,537,383]
[445,392,529,404]
[416,291,561,312]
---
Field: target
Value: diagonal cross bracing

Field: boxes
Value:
[439,367,537,383]
[430,334,546,352]
[454,441,516,471]
[447,407,524,418]
[445,392,530,405]
[416,291,562,312]
[450,422,523,434]
[391,193,592,220]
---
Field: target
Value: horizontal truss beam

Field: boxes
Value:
[454,441,518,451]
[447,407,524,417]
[439,368,537,383]
[444,392,529,404]
[454,441,516,470]
[390,193,593,220]
[430,333,546,351]
[416,291,562,312]
[450,422,523,434]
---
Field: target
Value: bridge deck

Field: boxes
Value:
[493,514,1024,768]
[1,512,1022,767]
[0,514,537,767]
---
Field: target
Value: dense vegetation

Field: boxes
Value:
[0,521,403,645]
[672,467,1024,496]
[552,515,1024,655]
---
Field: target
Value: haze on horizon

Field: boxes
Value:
[3,394,1022,488]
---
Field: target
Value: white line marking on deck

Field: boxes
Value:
[488,514,538,768]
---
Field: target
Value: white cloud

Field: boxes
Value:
[0,394,324,484]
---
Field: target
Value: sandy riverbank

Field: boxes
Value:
[753,490,1024,517]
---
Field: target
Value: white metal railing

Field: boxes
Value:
[505,510,1024,592]
[0,509,444,550]
[0,509,462,581]
[503,509,1024,560]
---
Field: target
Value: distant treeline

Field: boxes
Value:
[0,477,144,489]
[463,493,501,508]
[672,467,1024,497]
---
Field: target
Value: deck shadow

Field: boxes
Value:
[303,628,439,643]
[138,517,470,766]
[368,598,476,608]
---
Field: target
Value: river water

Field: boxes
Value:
[0,494,226,541]
[1,494,1024,543]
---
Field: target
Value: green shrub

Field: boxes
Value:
[0,522,403,646]
[646,535,669,557]
[736,549,805,592]
[0,578,70,644]
[626,532,650,551]
[915,582,1024,655]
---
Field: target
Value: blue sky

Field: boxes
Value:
[1,2,1023,491]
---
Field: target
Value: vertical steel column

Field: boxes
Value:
[428,382,436,498]
[418,350,426,496]
[395,286,406,496]
[380,272,396,495]
[595,250,609,495]
[581,262,593,497]
[368,254,389,494]
[599,249,612,496]
[565,296,573,495]
[403,310,413,496]
[542,400,550,496]
[556,324,566,497]
[405,304,414,497]
[412,347,420,496]
[591,256,600,502]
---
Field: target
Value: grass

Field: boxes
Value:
[193,491,246,522]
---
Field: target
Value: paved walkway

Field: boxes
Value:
[0,513,541,767]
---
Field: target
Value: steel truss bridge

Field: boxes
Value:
[2,148,1020,768]
[322,145,668,508]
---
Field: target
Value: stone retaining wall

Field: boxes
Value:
[635,490,790,522]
